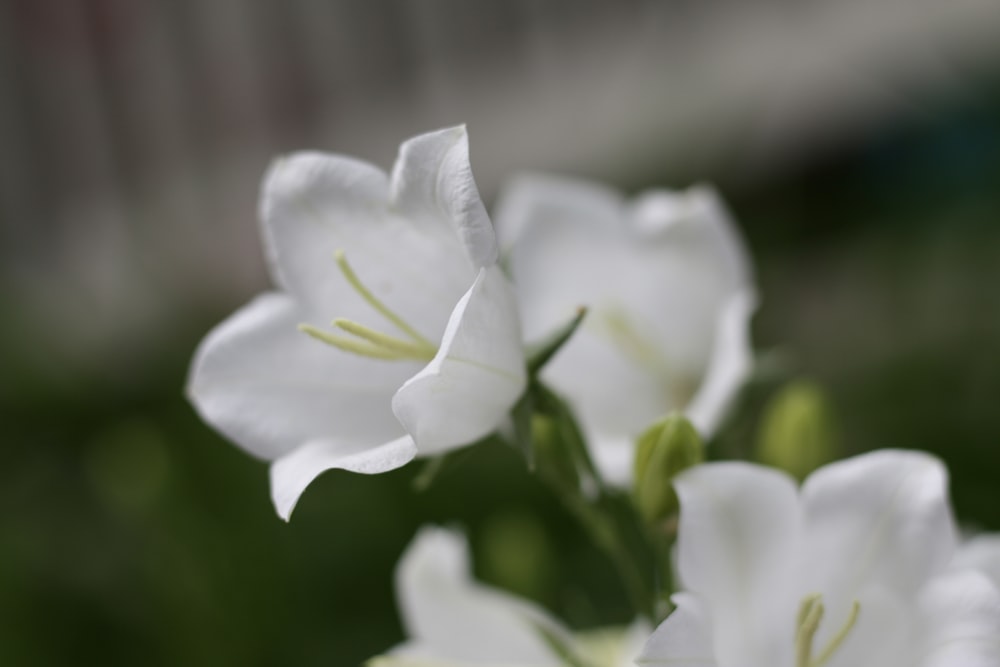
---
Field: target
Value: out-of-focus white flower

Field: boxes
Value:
[496,175,755,485]
[187,127,526,520]
[370,527,648,667]
[639,450,1000,667]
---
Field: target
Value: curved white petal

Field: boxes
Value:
[673,463,801,667]
[954,535,1000,590]
[915,570,1000,667]
[629,185,752,287]
[391,125,497,267]
[637,593,716,666]
[393,266,527,455]
[269,436,416,521]
[685,288,757,438]
[260,150,474,341]
[259,151,386,307]
[392,527,569,666]
[494,172,625,255]
[800,450,958,602]
[186,292,410,461]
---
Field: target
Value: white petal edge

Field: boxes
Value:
[673,462,801,667]
[799,449,958,600]
[391,527,571,666]
[915,569,1000,667]
[269,436,417,521]
[631,186,754,286]
[637,593,717,666]
[392,266,527,456]
[391,125,497,267]
[685,288,757,438]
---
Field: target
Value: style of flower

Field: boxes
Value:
[639,449,1000,667]
[495,175,755,484]
[370,527,647,667]
[187,127,526,520]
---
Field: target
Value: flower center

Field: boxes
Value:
[794,594,861,667]
[298,249,437,361]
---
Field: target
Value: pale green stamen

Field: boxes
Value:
[299,324,409,360]
[332,318,435,360]
[298,250,437,361]
[333,249,434,348]
[795,595,825,667]
[812,600,861,666]
[795,594,861,667]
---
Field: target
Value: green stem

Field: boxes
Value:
[525,381,657,622]
[560,490,655,623]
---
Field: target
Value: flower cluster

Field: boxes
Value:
[187,127,1000,666]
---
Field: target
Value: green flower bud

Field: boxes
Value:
[756,380,837,480]
[633,414,704,523]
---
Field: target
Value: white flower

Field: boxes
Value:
[639,450,1000,667]
[495,175,755,485]
[371,526,647,667]
[187,127,526,520]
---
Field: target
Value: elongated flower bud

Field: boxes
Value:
[633,414,704,523]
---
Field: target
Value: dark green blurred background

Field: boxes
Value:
[2,1,999,665]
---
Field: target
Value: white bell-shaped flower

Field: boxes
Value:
[496,175,755,484]
[639,450,1000,667]
[188,127,526,520]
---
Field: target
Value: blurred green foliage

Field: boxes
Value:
[2,95,1000,666]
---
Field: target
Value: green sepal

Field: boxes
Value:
[525,307,587,377]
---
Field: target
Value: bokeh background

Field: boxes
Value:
[2,1,1000,665]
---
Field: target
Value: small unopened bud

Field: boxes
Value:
[633,414,703,523]
[756,380,837,480]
